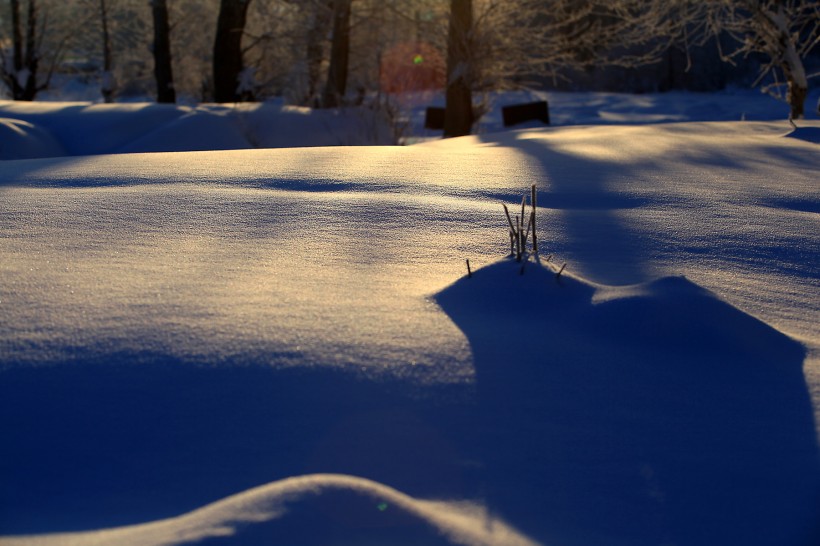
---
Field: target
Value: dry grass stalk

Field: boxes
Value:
[515,215,522,261]
[523,213,532,247]
[500,186,549,272]
[502,203,516,233]
[531,184,538,253]
[503,203,517,256]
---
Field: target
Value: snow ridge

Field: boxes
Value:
[0,474,536,546]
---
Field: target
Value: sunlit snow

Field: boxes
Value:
[1,92,819,546]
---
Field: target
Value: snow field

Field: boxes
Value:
[0,100,819,545]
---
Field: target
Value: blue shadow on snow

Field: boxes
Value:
[435,258,820,546]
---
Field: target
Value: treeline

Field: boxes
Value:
[0,0,449,104]
[1,0,818,133]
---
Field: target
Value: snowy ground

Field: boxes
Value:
[1,92,819,545]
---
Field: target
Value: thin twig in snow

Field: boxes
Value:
[502,203,516,234]
[523,212,532,248]
[531,185,538,254]
[515,215,522,262]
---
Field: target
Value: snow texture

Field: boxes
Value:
[0,95,819,546]
[0,100,394,158]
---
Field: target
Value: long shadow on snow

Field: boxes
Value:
[0,360,472,537]
[478,130,657,285]
[436,259,820,546]
[3,263,819,544]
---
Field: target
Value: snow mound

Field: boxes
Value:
[237,103,395,147]
[0,102,190,156]
[588,275,802,359]
[117,110,253,153]
[0,118,65,160]
[1,119,818,545]
[435,258,819,545]
[0,474,535,546]
[436,258,803,362]
[0,101,394,159]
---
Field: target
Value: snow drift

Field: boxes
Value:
[1,115,819,545]
[0,101,394,159]
[0,118,65,160]
[0,474,535,546]
[435,259,819,545]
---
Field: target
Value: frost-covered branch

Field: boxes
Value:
[677,0,820,118]
[441,0,687,135]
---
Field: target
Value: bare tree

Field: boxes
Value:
[68,0,149,102]
[305,0,332,105]
[444,0,472,137]
[98,0,114,101]
[440,0,682,137]
[321,0,352,107]
[482,1,691,89]
[151,0,175,103]
[679,0,820,119]
[2,0,40,100]
[1,0,77,100]
[213,0,252,102]
[164,0,218,101]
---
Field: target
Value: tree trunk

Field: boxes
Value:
[98,0,115,102]
[3,0,57,101]
[321,0,352,108]
[788,80,807,119]
[782,38,809,120]
[6,0,40,101]
[444,0,473,138]
[11,0,24,78]
[764,4,809,119]
[305,0,333,106]
[213,0,252,103]
[151,0,176,103]
[5,0,26,99]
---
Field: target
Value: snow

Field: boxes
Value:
[787,125,820,144]
[0,118,65,160]
[2,86,818,158]
[0,100,394,157]
[1,92,819,546]
[0,475,536,546]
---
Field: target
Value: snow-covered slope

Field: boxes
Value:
[0,118,65,160]
[3,87,818,159]
[1,120,819,545]
[1,474,536,546]
[0,101,394,159]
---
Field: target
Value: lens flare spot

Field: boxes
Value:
[380,42,445,94]
[377,502,389,512]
